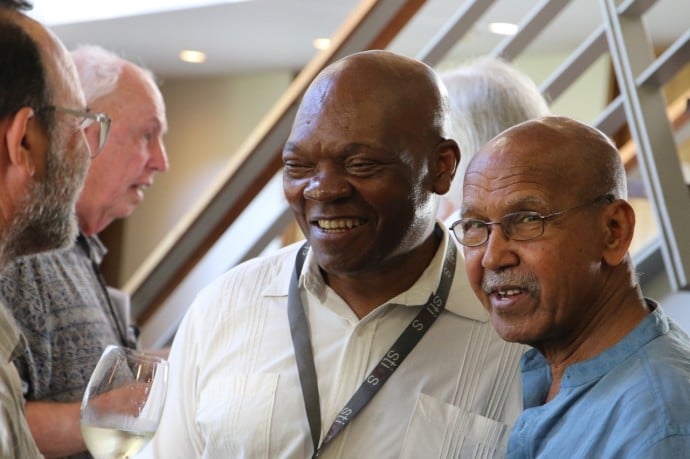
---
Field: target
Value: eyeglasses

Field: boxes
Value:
[42,106,111,157]
[451,195,614,247]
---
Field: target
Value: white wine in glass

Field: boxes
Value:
[80,345,168,459]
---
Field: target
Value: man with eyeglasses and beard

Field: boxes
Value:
[0,0,95,456]
[0,44,168,458]
[457,115,690,457]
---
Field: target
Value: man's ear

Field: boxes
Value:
[433,138,460,195]
[602,199,636,266]
[5,106,39,177]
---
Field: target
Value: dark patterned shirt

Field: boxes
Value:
[0,235,129,459]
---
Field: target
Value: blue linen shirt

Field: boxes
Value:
[509,301,690,458]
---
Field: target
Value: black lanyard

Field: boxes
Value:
[288,227,456,457]
[76,233,132,348]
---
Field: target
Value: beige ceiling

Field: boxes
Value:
[35,0,689,79]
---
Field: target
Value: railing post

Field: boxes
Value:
[601,0,690,290]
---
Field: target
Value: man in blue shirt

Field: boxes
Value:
[453,115,690,457]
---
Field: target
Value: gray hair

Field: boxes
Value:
[440,57,550,215]
[70,44,156,104]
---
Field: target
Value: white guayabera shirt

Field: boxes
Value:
[141,227,525,459]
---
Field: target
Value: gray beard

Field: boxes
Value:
[0,130,87,267]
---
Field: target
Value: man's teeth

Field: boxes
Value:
[497,289,521,298]
[317,218,362,231]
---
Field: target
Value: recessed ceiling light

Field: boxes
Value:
[313,38,331,51]
[488,22,518,36]
[179,50,207,64]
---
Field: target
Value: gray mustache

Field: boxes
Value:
[481,270,541,296]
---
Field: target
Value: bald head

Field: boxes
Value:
[466,116,627,206]
[70,45,159,105]
[298,50,453,150]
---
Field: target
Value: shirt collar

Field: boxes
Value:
[521,299,667,386]
[76,232,108,265]
[262,224,488,323]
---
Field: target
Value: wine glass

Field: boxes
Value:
[80,345,168,459]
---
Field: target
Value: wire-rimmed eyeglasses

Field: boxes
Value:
[451,194,614,247]
[42,106,111,157]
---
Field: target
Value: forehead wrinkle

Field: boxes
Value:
[465,160,550,193]
[462,161,554,217]
[470,129,573,187]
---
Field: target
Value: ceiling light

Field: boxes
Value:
[28,0,252,26]
[313,38,331,51]
[488,22,518,36]
[179,50,207,64]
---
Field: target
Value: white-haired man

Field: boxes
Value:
[0,44,168,458]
